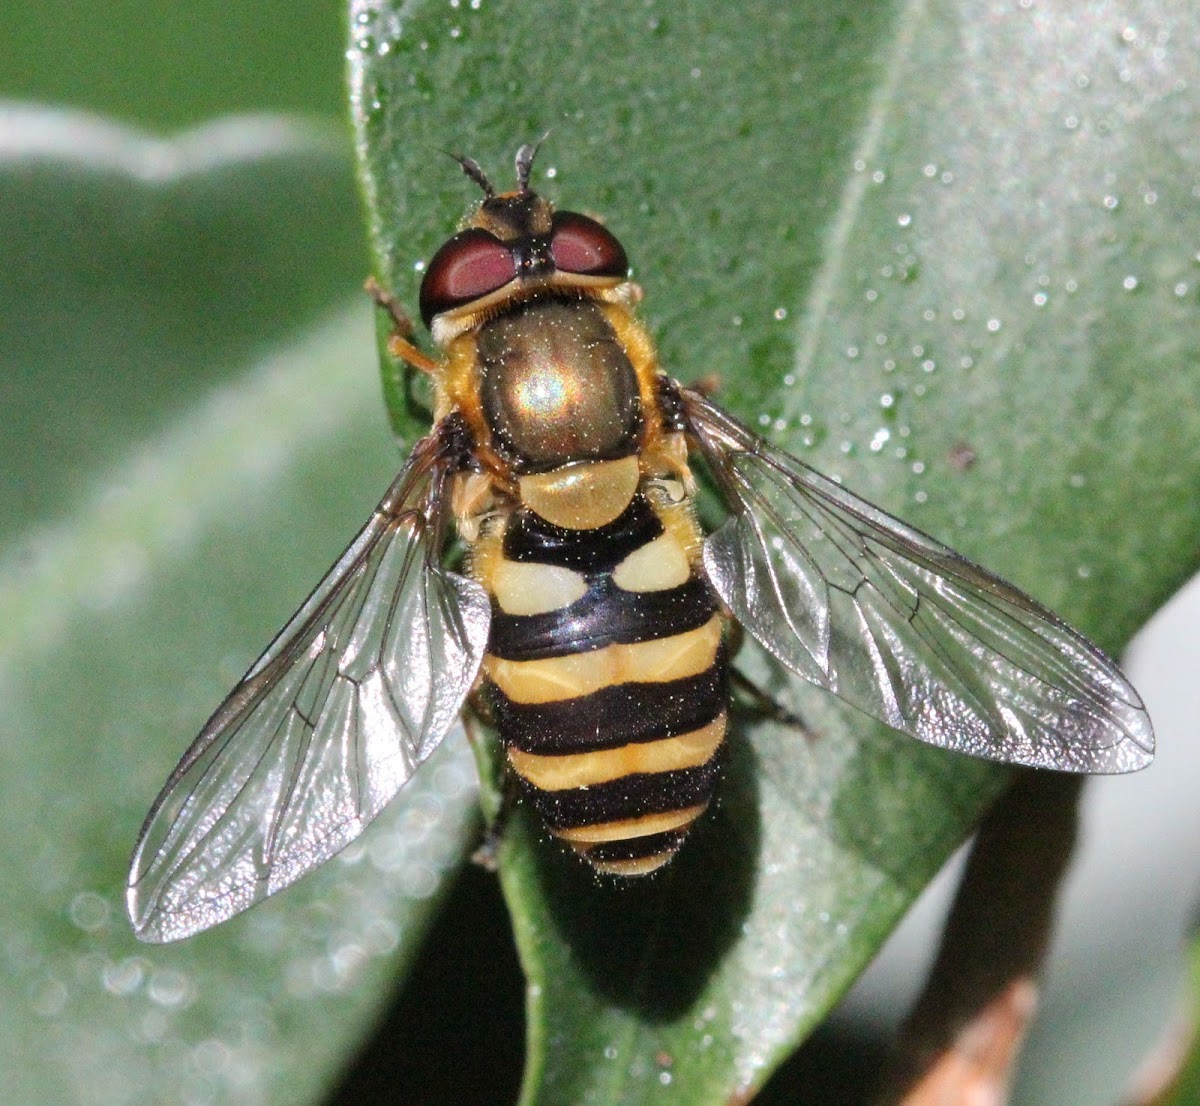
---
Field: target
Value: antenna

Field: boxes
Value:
[514,131,551,193]
[442,151,496,198]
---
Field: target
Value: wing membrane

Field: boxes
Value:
[681,385,1153,774]
[127,426,490,942]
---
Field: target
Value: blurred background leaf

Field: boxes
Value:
[2,0,346,128]
[0,0,490,1101]
[0,102,492,1103]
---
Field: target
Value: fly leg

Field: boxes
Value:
[365,275,437,370]
[687,373,722,398]
[726,621,814,737]
[462,703,520,872]
[730,669,813,734]
[365,276,438,423]
[471,785,521,873]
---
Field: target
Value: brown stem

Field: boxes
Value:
[873,771,1084,1105]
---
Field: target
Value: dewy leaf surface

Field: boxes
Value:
[0,109,479,1104]
[347,1,1200,1103]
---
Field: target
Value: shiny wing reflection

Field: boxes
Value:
[127,430,490,943]
[681,386,1153,774]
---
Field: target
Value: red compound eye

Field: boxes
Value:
[549,211,629,278]
[419,228,518,324]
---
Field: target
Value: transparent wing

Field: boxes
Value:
[127,424,490,943]
[680,385,1153,774]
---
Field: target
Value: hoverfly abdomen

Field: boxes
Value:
[475,483,729,876]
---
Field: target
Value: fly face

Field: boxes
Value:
[126,143,1154,943]
[418,154,631,343]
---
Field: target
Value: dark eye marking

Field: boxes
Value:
[549,212,628,278]
[420,228,518,324]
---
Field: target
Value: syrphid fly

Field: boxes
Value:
[127,142,1154,943]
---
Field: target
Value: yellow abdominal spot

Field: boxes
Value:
[485,615,722,704]
[489,559,587,615]
[611,531,691,592]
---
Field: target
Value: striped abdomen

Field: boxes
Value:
[476,486,728,876]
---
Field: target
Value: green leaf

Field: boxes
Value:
[351,1,1200,1102]
[3,0,346,128]
[0,108,478,1104]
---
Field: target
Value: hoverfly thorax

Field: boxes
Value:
[420,151,654,543]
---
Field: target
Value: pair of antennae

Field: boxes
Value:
[448,133,549,198]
